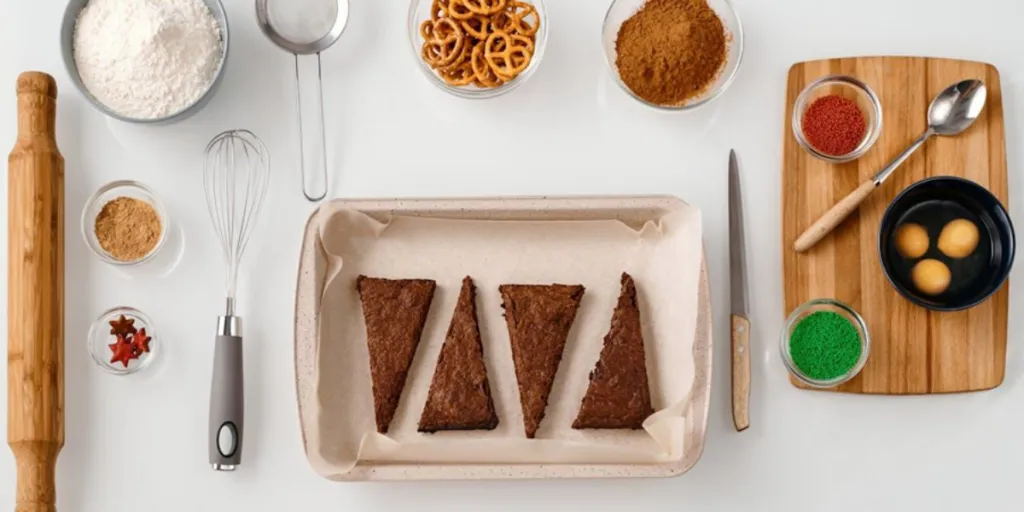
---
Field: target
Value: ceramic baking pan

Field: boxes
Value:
[293,196,712,480]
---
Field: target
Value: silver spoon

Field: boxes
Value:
[256,0,349,202]
[794,79,987,252]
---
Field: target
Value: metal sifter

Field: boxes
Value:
[256,0,349,202]
[204,130,270,471]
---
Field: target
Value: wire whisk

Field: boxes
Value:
[203,129,269,472]
[203,129,270,315]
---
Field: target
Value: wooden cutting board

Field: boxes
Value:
[782,57,1008,394]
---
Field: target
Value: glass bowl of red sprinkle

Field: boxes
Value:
[792,75,882,163]
[88,306,158,376]
[780,298,870,388]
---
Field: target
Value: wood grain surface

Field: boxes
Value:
[731,315,750,430]
[782,57,1008,394]
[8,71,64,511]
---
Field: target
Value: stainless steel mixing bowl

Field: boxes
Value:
[59,0,230,124]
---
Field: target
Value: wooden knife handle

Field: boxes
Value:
[731,314,750,432]
[793,179,876,252]
[8,71,64,512]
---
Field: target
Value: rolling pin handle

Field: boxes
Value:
[10,441,58,512]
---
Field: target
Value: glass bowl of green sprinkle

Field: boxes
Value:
[780,298,870,388]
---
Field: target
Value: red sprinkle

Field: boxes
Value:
[108,335,137,368]
[801,95,866,156]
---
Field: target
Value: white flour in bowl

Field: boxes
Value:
[73,0,224,120]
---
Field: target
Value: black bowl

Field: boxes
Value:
[878,176,1015,311]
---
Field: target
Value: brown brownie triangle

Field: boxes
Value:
[573,273,653,430]
[419,277,499,433]
[357,276,436,434]
[500,283,585,438]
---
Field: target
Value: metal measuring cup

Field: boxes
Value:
[256,0,349,202]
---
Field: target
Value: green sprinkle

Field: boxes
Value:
[789,311,862,381]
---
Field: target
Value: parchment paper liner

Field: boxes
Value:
[305,204,703,476]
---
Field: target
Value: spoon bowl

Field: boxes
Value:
[928,79,987,136]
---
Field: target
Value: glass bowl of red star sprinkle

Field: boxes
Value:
[88,306,157,375]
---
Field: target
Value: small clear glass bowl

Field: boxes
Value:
[601,0,744,111]
[407,0,548,99]
[792,75,883,163]
[81,180,168,266]
[780,298,870,388]
[88,307,158,376]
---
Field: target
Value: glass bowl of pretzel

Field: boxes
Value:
[408,0,547,98]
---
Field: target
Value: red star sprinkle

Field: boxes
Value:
[131,328,152,355]
[109,315,137,337]
[108,334,137,368]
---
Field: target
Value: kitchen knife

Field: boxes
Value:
[729,149,750,432]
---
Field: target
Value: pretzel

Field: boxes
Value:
[490,10,514,32]
[432,16,463,39]
[421,18,466,69]
[442,60,477,86]
[510,33,534,54]
[444,35,472,70]
[461,15,490,40]
[424,38,471,72]
[484,29,532,79]
[447,0,476,20]
[461,0,507,15]
[508,1,539,36]
[471,42,504,87]
[495,40,531,81]
[430,0,447,21]
[420,19,436,40]
[421,42,445,68]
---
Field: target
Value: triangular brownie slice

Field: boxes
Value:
[573,273,653,430]
[500,283,585,438]
[357,276,436,434]
[419,277,499,433]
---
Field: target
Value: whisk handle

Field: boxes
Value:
[209,333,243,471]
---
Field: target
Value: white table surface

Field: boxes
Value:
[2,0,1023,510]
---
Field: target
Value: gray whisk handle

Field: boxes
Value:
[209,334,243,470]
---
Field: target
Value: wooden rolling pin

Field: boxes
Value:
[8,71,64,512]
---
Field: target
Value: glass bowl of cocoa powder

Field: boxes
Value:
[81,180,168,266]
[602,0,743,111]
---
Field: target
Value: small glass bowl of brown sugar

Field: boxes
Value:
[602,0,744,111]
[81,180,168,266]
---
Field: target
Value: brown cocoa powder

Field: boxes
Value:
[615,0,728,106]
[94,197,162,262]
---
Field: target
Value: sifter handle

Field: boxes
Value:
[292,54,329,202]
[209,334,243,470]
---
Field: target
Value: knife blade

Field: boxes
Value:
[729,149,750,432]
